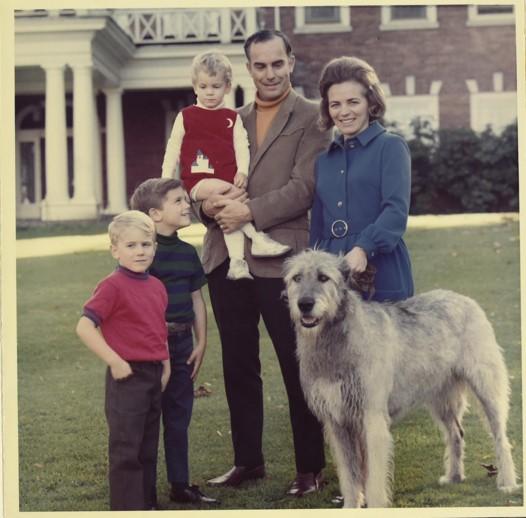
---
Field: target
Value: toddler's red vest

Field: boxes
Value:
[180,105,238,192]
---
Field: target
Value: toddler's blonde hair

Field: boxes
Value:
[191,50,233,85]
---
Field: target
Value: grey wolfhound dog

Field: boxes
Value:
[283,249,518,508]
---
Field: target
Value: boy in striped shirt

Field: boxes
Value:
[131,177,218,505]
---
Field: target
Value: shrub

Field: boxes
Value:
[391,118,519,214]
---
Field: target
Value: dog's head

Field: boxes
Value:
[283,249,351,331]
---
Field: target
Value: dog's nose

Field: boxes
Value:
[298,297,315,313]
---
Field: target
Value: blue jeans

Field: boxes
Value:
[162,329,194,485]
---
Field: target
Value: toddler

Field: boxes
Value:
[161,50,290,280]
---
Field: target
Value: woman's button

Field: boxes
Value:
[337,201,343,208]
[340,169,345,174]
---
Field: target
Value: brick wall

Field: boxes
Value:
[122,88,194,199]
[262,5,516,129]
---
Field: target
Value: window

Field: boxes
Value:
[466,76,517,133]
[469,92,517,133]
[305,7,340,24]
[467,5,514,26]
[391,6,427,20]
[380,6,438,31]
[294,6,351,34]
[382,79,442,138]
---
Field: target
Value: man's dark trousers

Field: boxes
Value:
[207,259,325,473]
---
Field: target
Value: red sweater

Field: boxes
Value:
[180,105,238,192]
[83,267,169,361]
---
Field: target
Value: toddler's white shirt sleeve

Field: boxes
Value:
[233,115,250,176]
[161,112,185,179]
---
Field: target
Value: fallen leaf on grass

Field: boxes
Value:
[34,463,44,469]
[481,463,498,477]
[194,385,212,397]
[216,430,223,437]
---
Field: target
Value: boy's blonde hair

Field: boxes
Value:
[191,50,233,85]
[108,210,156,245]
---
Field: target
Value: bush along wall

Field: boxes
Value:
[387,119,518,215]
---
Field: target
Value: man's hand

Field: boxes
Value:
[214,199,252,233]
[202,190,248,219]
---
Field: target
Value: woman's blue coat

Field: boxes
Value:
[309,121,414,302]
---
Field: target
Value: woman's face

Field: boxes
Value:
[327,80,370,139]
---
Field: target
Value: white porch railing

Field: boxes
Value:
[15,8,258,45]
[112,8,257,45]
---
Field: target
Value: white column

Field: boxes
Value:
[220,9,231,43]
[241,82,256,105]
[274,7,281,30]
[42,64,69,221]
[104,88,128,214]
[92,94,103,205]
[225,85,236,108]
[72,64,98,217]
[246,7,258,36]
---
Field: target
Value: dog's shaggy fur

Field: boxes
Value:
[284,249,518,508]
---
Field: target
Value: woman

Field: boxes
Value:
[310,56,414,302]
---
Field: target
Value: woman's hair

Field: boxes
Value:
[190,50,233,86]
[108,210,156,245]
[318,56,386,131]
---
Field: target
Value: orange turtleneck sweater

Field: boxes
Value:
[255,86,292,149]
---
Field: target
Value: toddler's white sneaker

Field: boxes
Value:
[227,259,253,280]
[251,234,291,258]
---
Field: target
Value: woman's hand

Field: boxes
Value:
[344,246,368,274]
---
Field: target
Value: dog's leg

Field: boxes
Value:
[463,337,518,492]
[363,411,392,507]
[429,381,467,485]
[326,420,364,508]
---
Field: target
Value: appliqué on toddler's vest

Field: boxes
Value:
[180,105,238,192]
[191,149,215,174]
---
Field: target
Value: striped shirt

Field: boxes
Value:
[149,232,207,324]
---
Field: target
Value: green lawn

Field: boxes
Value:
[16,221,522,511]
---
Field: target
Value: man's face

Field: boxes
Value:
[246,37,295,102]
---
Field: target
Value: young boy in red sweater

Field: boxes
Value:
[76,210,170,510]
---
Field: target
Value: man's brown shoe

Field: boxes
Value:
[206,465,266,487]
[286,471,324,496]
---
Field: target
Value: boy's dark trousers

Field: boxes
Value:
[105,361,163,510]
[162,329,194,486]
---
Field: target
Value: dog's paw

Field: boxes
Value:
[439,474,465,485]
[497,483,521,493]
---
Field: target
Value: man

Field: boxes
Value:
[201,29,331,496]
